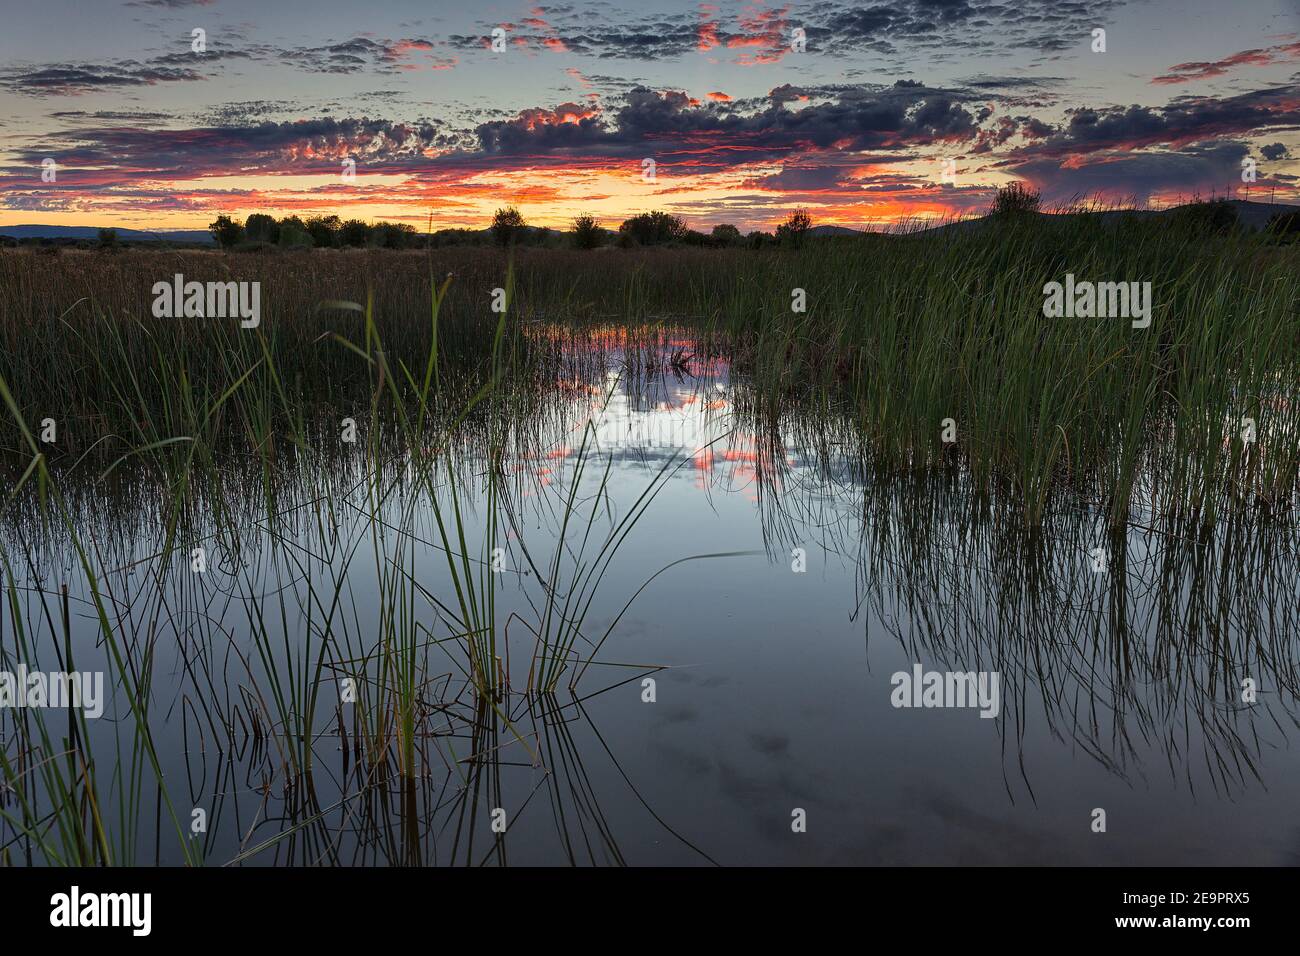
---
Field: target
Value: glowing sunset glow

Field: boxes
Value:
[0,0,1296,234]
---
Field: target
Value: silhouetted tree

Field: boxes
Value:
[430,228,477,247]
[305,215,341,248]
[244,213,279,244]
[209,215,244,249]
[618,211,687,246]
[990,182,1041,216]
[710,223,742,246]
[277,216,313,248]
[775,209,812,247]
[491,207,526,246]
[372,221,417,249]
[339,219,371,247]
[571,215,603,249]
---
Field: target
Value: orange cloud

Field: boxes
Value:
[1152,41,1300,84]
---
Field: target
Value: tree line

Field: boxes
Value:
[207,214,419,250]
[206,208,816,250]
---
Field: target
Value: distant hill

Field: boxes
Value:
[808,224,866,237]
[1198,199,1297,231]
[0,224,214,244]
[910,199,1298,237]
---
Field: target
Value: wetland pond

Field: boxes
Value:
[2,326,1298,866]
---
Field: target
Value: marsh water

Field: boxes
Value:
[3,326,1298,866]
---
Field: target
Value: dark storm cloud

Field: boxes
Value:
[472,82,982,169]
[447,0,1126,62]
[6,66,1295,216]
[195,101,306,126]
[1,1,1130,101]
[281,38,417,74]
[1,37,264,97]
[959,75,1070,93]
[993,84,1300,201]
[1020,117,1054,139]
[0,79,990,215]
[6,117,452,183]
[1025,86,1300,157]
[49,110,172,121]
[1008,142,1250,204]
[3,34,456,98]
[1,63,205,96]
[745,164,860,191]
[205,35,462,75]
[748,159,920,193]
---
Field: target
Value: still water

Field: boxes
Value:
[2,328,1297,865]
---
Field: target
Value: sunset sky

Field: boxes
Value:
[1,0,1298,232]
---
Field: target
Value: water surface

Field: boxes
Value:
[3,327,1297,866]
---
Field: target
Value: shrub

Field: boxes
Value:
[372,221,417,249]
[244,213,280,244]
[618,211,686,246]
[571,214,603,249]
[208,215,244,249]
[711,224,742,246]
[339,219,371,247]
[491,207,526,246]
[277,217,314,249]
[775,210,812,248]
[305,215,341,248]
[990,182,1041,216]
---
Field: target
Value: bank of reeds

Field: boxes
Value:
[1,212,1294,527]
